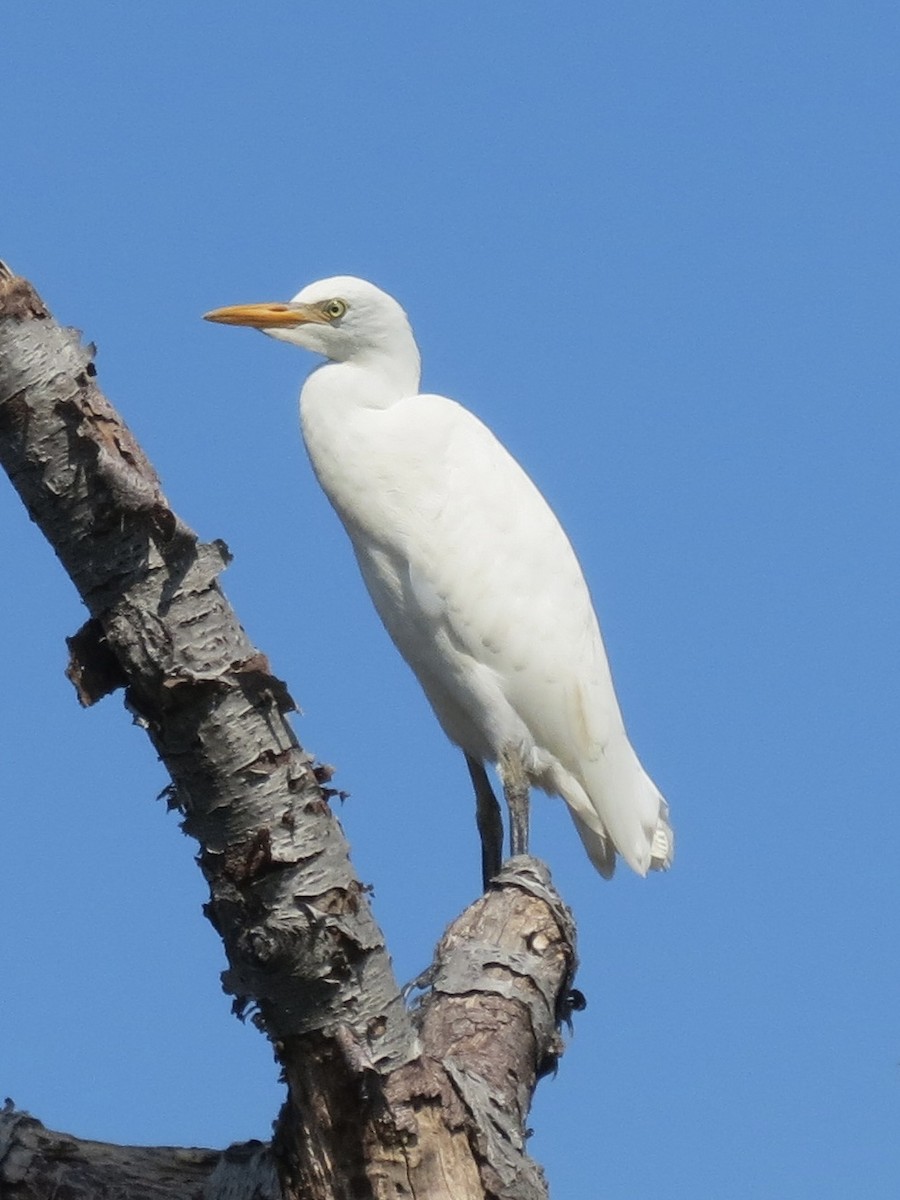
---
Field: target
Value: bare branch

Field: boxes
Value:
[0,1102,279,1200]
[0,265,581,1199]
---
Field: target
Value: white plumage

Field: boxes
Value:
[205,276,672,883]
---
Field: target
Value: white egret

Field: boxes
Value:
[204,277,673,885]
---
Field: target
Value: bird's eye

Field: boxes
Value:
[324,298,347,320]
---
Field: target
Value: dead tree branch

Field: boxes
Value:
[0,264,579,1200]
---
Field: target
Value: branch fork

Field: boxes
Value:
[0,264,580,1200]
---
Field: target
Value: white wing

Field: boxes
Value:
[302,389,672,875]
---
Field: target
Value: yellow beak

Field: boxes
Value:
[202,302,330,328]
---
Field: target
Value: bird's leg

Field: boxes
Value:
[499,745,530,859]
[465,754,503,889]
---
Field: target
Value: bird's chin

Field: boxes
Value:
[263,325,315,349]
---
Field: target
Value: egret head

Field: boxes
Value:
[204,275,419,368]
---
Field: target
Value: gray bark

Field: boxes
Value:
[0,1103,280,1200]
[0,263,580,1200]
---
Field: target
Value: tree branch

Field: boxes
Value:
[0,264,580,1199]
[0,1102,279,1200]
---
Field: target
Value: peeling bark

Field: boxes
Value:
[0,264,581,1200]
[0,1102,280,1200]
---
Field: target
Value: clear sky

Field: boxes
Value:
[2,5,898,1197]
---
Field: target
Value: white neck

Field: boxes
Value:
[303,344,422,414]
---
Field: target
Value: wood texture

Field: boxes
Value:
[0,264,581,1200]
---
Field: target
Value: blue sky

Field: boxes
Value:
[2,4,898,1197]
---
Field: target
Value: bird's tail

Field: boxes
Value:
[568,738,674,878]
[569,810,618,878]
